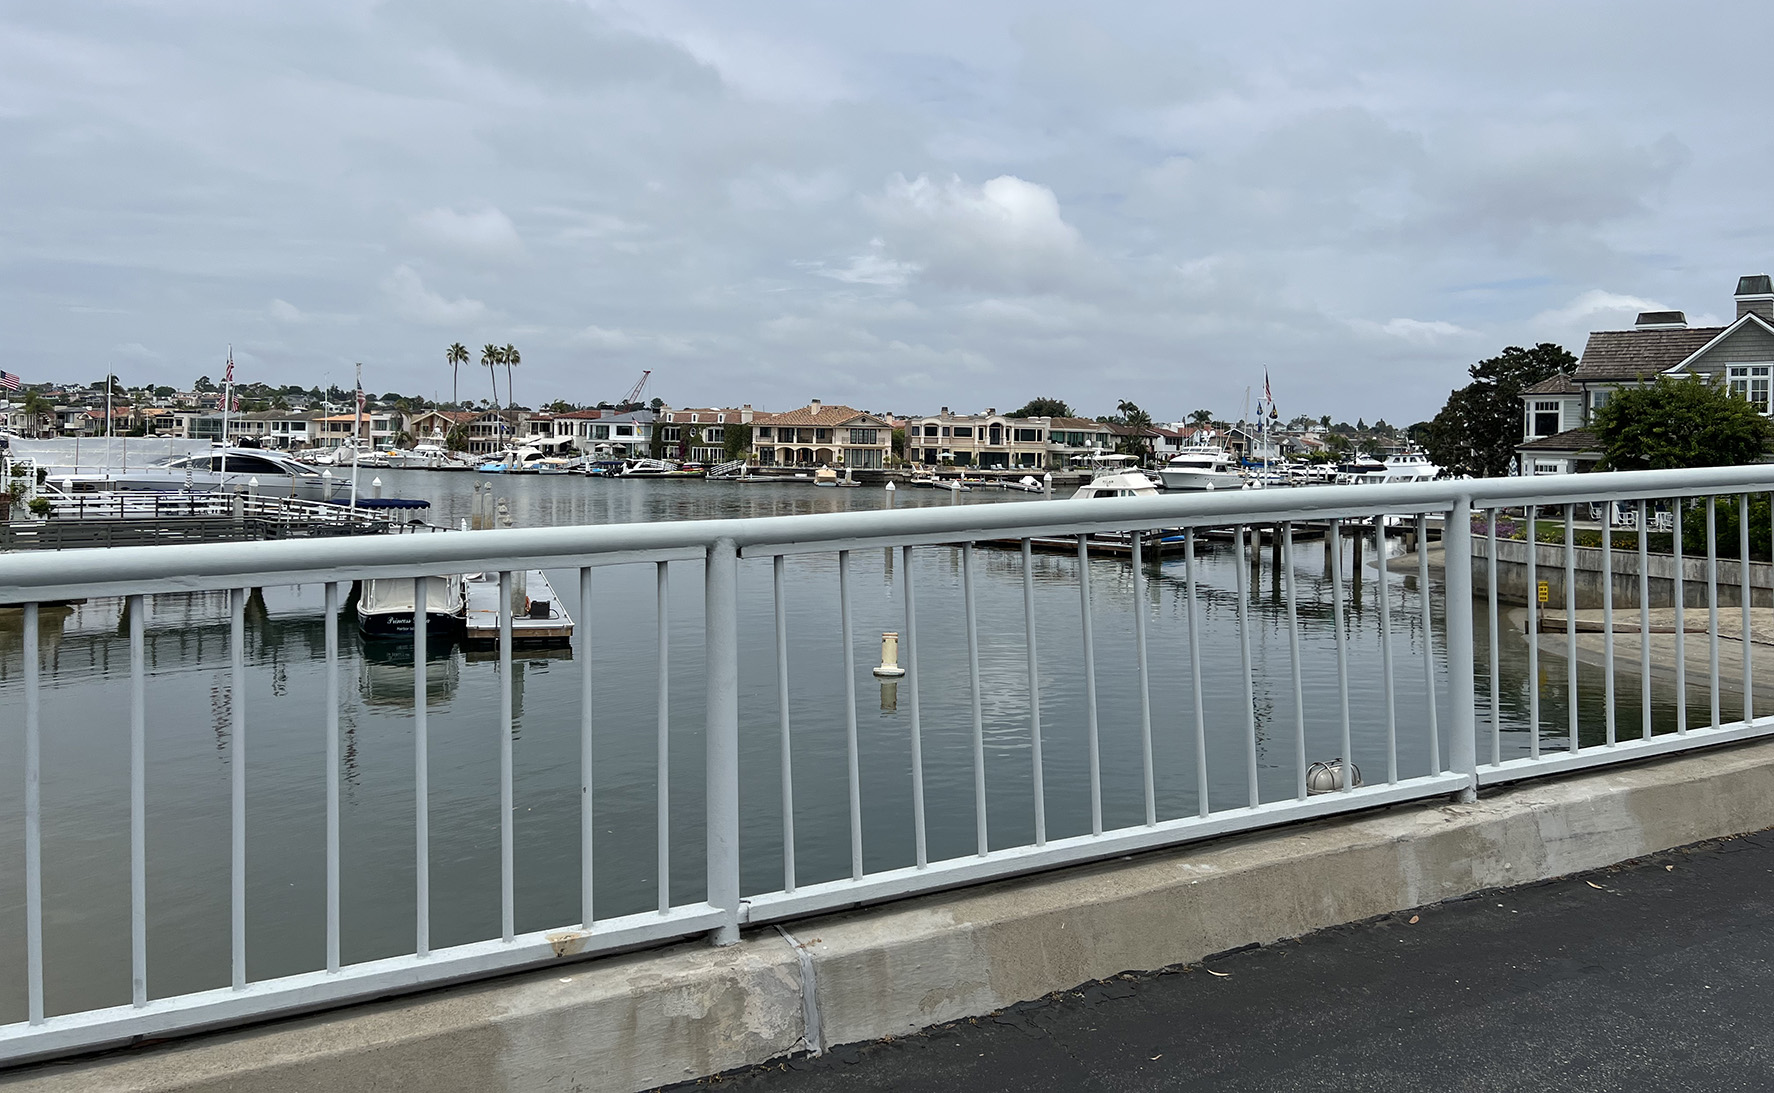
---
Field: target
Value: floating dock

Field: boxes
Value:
[462,569,574,647]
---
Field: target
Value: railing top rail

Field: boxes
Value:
[4,464,1774,602]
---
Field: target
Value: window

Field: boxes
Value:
[1531,401,1561,437]
[923,425,938,437]
[952,426,973,438]
[616,425,634,437]
[1589,389,1610,412]
[849,428,878,445]
[690,414,700,423]
[756,427,772,440]
[1729,367,1772,414]
[1534,462,1562,476]
[663,427,681,441]
[1014,429,1043,443]
[593,425,610,440]
[815,429,830,442]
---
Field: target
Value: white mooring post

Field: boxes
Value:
[873,632,907,678]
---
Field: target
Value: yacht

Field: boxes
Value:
[1334,455,1390,485]
[355,574,468,639]
[54,446,350,500]
[1070,454,1163,499]
[1158,444,1244,491]
[1378,448,1441,483]
[618,458,704,478]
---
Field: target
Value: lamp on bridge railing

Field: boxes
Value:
[1306,759,1363,794]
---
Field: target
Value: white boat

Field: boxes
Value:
[1158,444,1244,491]
[1378,448,1440,483]
[54,446,350,501]
[836,468,862,488]
[1070,454,1162,499]
[1335,455,1390,485]
[355,574,467,639]
[619,458,704,478]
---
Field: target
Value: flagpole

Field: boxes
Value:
[349,363,362,510]
[220,345,232,481]
[105,372,113,482]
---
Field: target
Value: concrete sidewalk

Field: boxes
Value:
[683,830,1774,1093]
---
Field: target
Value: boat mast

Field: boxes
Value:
[219,345,233,480]
[349,362,363,509]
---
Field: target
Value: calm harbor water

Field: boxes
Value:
[0,472,1694,1022]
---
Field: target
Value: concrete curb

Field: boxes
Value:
[10,739,1774,1092]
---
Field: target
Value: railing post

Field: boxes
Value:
[1443,495,1478,802]
[705,537,742,945]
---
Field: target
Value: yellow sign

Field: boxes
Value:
[1537,580,1550,604]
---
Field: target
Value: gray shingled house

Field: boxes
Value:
[1516,274,1774,474]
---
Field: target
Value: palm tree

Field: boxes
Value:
[446,342,468,406]
[1188,408,1213,428]
[20,390,52,437]
[480,343,502,410]
[501,344,520,409]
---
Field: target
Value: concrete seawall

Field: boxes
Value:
[1472,535,1774,609]
[11,739,1774,1092]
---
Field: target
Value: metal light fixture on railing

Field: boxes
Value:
[1306,759,1363,794]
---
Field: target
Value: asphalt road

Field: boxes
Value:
[672,831,1774,1092]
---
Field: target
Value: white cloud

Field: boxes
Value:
[408,206,525,259]
[866,174,1088,292]
[1530,290,1665,330]
[1347,317,1473,343]
[269,298,305,323]
[380,265,489,326]
[813,239,922,287]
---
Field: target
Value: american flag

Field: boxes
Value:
[0,369,20,392]
[224,351,234,385]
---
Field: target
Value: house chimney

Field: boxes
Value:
[986,408,996,416]
[810,398,822,415]
[940,406,949,417]
[741,404,753,424]
[1634,310,1688,330]
[1736,274,1774,322]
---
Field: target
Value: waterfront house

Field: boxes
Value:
[405,409,478,447]
[902,408,1050,469]
[547,408,657,459]
[1515,273,1774,474]
[659,407,752,464]
[753,401,891,469]
[1044,417,1120,465]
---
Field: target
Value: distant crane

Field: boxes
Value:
[619,370,651,408]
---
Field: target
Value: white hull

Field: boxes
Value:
[1157,467,1245,491]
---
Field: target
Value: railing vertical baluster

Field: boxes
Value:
[1131,533,1155,826]
[24,602,43,1025]
[1564,504,1578,753]
[499,570,515,938]
[1526,505,1539,758]
[774,556,795,891]
[1021,540,1046,846]
[1674,498,1687,734]
[579,566,594,927]
[1284,524,1306,800]
[1374,514,1397,783]
[654,562,670,914]
[325,582,340,973]
[839,551,862,879]
[1743,494,1754,723]
[1444,497,1478,802]
[705,539,741,946]
[230,587,246,989]
[1417,514,1441,774]
[1487,510,1501,767]
[963,544,989,852]
[129,594,147,1006]
[1603,507,1615,746]
[1329,521,1352,791]
[1076,535,1102,835]
[1639,502,1651,741]
[1234,525,1259,807]
[1185,529,1208,817]
[413,577,430,958]
[901,545,927,866]
[1707,496,1720,728]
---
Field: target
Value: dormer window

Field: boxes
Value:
[1728,366,1772,414]
[1532,401,1562,437]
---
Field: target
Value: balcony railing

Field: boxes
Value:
[4,465,1774,1065]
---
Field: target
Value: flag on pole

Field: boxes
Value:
[224,352,234,385]
[0,370,20,392]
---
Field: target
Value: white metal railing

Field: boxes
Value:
[5,465,1774,1065]
[34,491,388,526]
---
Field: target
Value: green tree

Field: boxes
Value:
[20,390,53,437]
[1423,342,1576,478]
[446,342,469,406]
[195,375,216,392]
[890,427,906,461]
[1009,397,1073,418]
[648,421,667,460]
[1593,374,1773,470]
[444,424,470,452]
[501,344,520,408]
[479,344,502,411]
[723,422,752,463]
[1189,409,1214,427]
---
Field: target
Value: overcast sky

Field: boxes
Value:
[6,1,1773,424]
